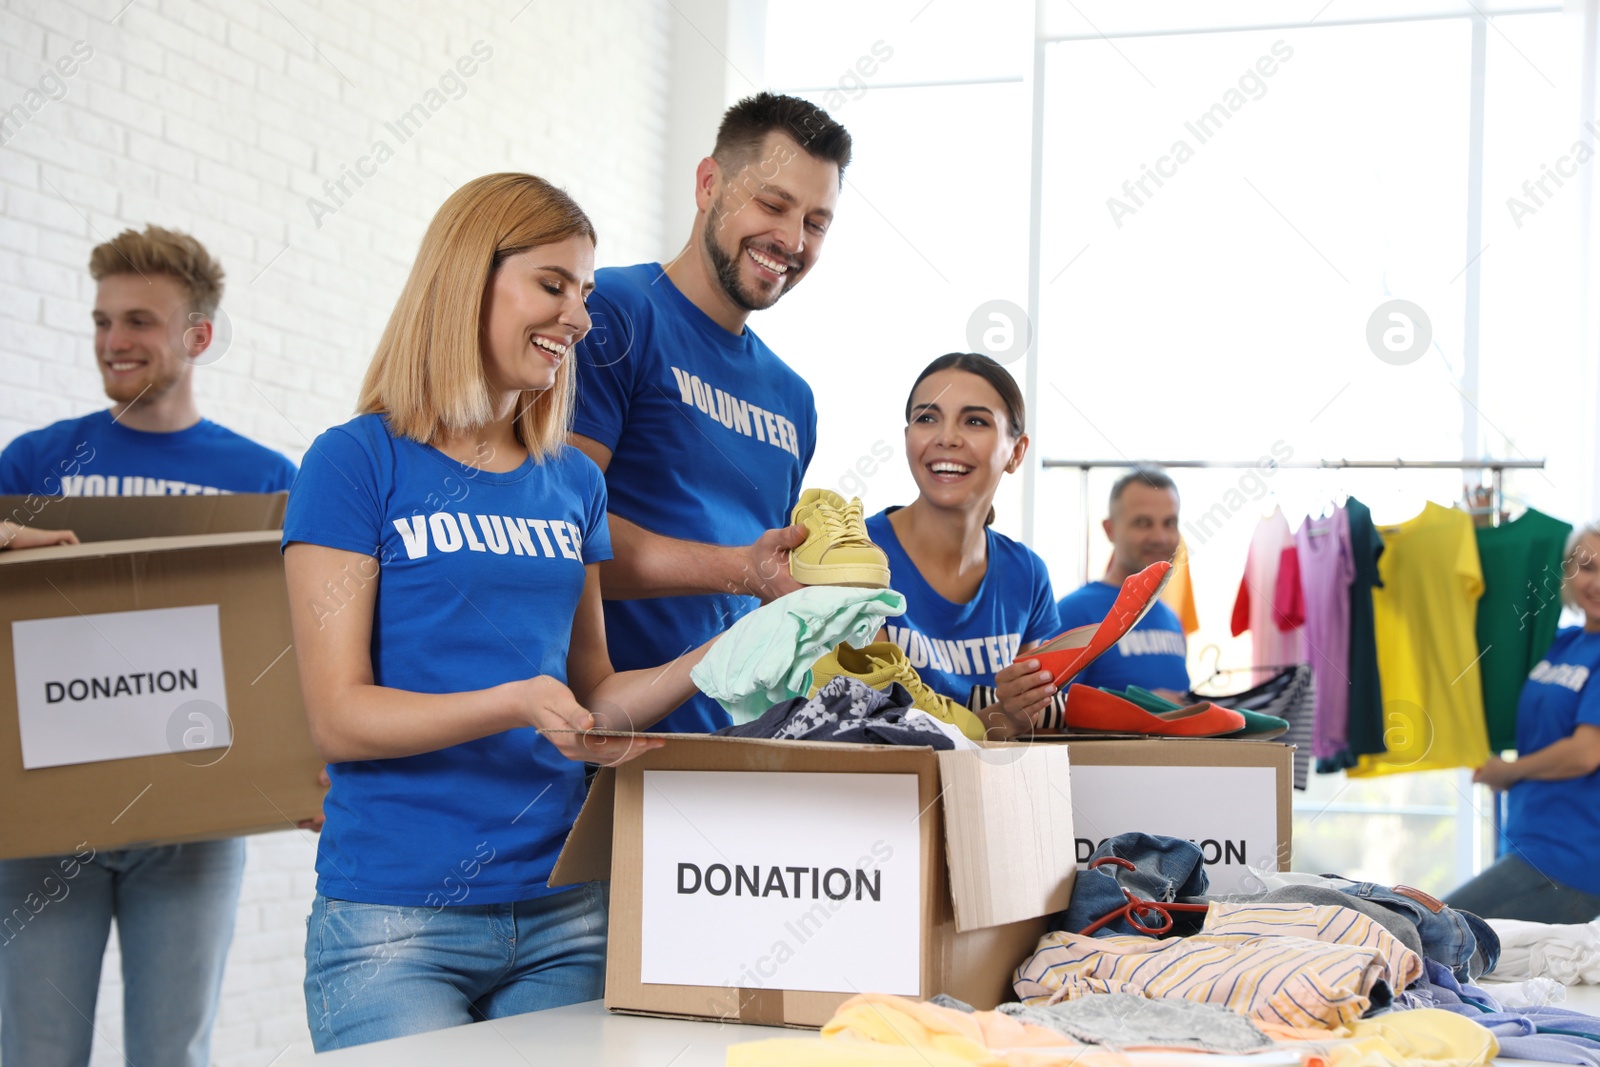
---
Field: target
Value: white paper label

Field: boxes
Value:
[13,605,230,769]
[1069,765,1279,893]
[640,770,921,996]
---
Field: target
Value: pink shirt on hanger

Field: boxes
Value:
[1230,506,1304,670]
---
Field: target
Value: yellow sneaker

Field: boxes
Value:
[808,640,987,740]
[789,488,891,589]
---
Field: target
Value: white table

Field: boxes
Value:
[282,986,1600,1064]
[276,1000,792,1065]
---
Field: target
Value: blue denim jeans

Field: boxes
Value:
[1445,854,1600,925]
[1053,833,1210,937]
[1338,881,1499,981]
[304,881,608,1051]
[0,839,246,1067]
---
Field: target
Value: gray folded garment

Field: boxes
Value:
[1199,884,1426,962]
[998,993,1273,1053]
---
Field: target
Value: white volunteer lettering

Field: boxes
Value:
[58,473,232,496]
[392,512,586,562]
[458,512,487,551]
[1529,660,1590,692]
[640,770,920,995]
[506,518,535,556]
[394,516,429,559]
[549,521,577,560]
[429,512,464,552]
[670,365,695,405]
[907,630,927,669]
[13,605,230,769]
[885,626,1023,676]
[478,514,509,554]
[1115,631,1188,658]
[666,364,801,459]
[527,519,556,555]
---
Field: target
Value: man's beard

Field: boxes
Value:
[703,202,793,313]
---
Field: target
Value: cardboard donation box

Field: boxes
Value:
[551,735,1076,1028]
[0,495,325,860]
[1057,738,1293,894]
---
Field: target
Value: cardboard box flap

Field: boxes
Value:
[0,530,282,568]
[550,766,617,887]
[0,493,286,542]
[938,745,1075,933]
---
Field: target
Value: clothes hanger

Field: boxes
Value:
[1193,661,1305,692]
[1079,857,1210,936]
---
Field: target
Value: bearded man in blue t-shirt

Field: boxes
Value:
[570,93,852,733]
[0,225,300,1067]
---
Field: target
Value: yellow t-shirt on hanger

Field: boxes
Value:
[1350,501,1489,777]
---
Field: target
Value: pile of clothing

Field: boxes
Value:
[726,835,1600,1065]
[1487,918,1600,986]
[689,559,1297,748]
[1011,834,1600,1065]
[689,585,988,744]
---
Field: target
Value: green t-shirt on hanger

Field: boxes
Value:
[1475,507,1572,753]
[1324,496,1387,770]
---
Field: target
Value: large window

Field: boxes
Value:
[760,1,1030,523]
[765,2,1589,892]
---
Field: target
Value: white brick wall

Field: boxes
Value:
[0,0,671,1061]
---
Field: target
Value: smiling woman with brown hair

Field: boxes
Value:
[858,352,1062,740]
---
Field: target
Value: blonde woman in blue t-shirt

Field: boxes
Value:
[283,174,717,1050]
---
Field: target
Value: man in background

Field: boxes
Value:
[1057,466,1190,699]
[0,224,296,1067]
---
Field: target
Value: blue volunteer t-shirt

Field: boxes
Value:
[1505,626,1600,896]
[1055,581,1190,692]
[281,414,612,906]
[0,409,296,495]
[868,508,1060,703]
[573,263,816,734]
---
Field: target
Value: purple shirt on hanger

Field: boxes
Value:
[1297,509,1355,761]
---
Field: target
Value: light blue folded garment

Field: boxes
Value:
[690,586,906,724]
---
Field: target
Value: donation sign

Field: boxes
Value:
[13,604,230,769]
[640,770,921,995]
[1070,764,1280,893]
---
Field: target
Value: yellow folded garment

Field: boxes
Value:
[727,1038,988,1066]
[726,995,1499,1067]
[823,993,1065,1058]
[727,993,1323,1067]
[1287,1009,1499,1067]
[727,1037,1323,1066]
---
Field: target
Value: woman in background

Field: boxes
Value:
[1446,523,1600,922]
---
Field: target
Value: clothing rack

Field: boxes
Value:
[1041,458,1548,584]
[1045,457,1548,879]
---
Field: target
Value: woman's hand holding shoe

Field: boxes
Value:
[987,657,1057,739]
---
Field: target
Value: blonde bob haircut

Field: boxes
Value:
[357,173,596,459]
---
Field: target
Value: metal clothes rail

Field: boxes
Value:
[1042,458,1548,583]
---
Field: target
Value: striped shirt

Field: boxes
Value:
[1015,902,1423,1030]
